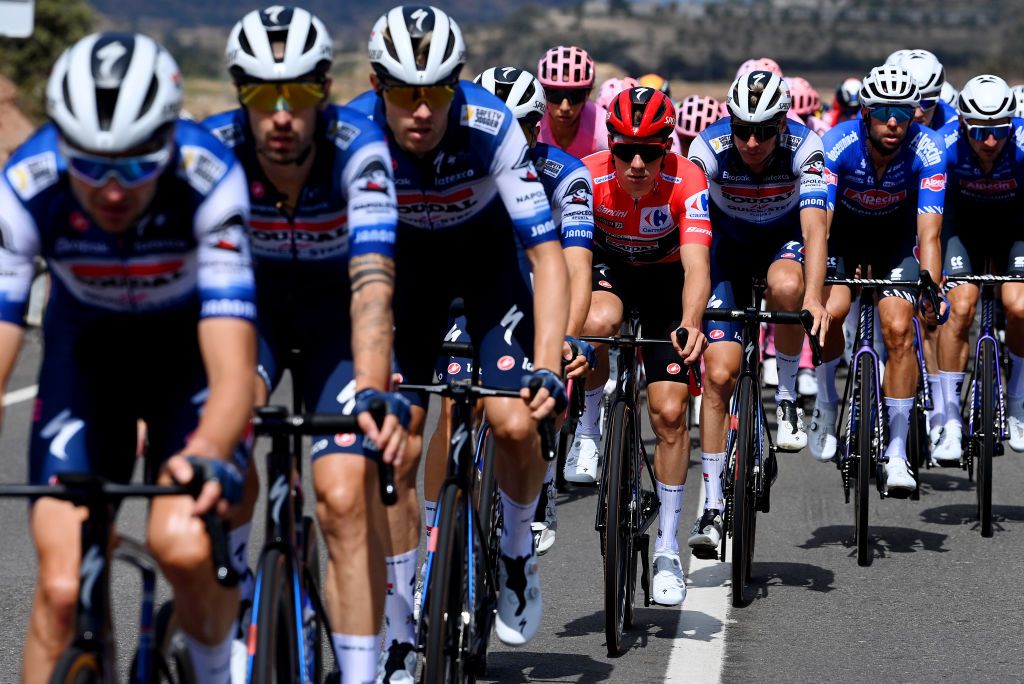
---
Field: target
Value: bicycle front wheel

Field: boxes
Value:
[731,376,757,607]
[855,359,877,567]
[250,548,300,684]
[50,647,101,684]
[978,339,996,537]
[603,400,634,656]
[423,481,468,683]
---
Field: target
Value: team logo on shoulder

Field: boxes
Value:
[180,146,227,194]
[540,157,564,178]
[330,121,362,150]
[684,190,710,221]
[802,150,825,177]
[357,158,391,193]
[7,151,58,201]
[563,178,592,205]
[919,173,946,192]
[460,104,505,135]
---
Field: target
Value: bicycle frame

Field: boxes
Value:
[967,280,1008,455]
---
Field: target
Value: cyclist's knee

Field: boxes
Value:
[880,312,914,352]
[947,290,977,333]
[582,304,621,337]
[149,514,210,584]
[766,267,803,307]
[317,480,370,543]
[704,358,738,395]
[490,409,535,444]
[1002,290,1024,321]
[649,398,685,435]
[36,568,79,628]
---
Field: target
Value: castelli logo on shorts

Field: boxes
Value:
[497,355,515,371]
[598,280,612,289]
[70,212,89,232]
[447,362,462,375]
[781,252,796,259]
[666,363,682,375]
[335,432,357,448]
[710,329,725,340]
[251,181,265,199]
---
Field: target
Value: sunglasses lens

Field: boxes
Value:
[64,148,169,187]
[382,85,455,110]
[919,99,937,110]
[967,124,1012,141]
[612,143,664,163]
[239,82,325,112]
[731,123,778,142]
[869,106,913,123]
[546,89,587,105]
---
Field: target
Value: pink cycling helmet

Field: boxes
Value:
[537,45,595,89]
[597,76,640,110]
[735,57,783,80]
[718,99,730,118]
[786,76,820,116]
[675,95,721,137]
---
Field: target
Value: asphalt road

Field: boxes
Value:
[1,333,1023,682]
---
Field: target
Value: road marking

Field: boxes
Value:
[3,385,38,406]
[664,479,731,683]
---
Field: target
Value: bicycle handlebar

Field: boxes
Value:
[702,307,822,367]
[579,328,703,390]
[253,406,397,506]
[0,473,238,587]
[825,271,947,329]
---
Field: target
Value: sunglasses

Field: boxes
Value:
[60,140,172,188]
[238,81,326,113]
[965,122,1012,141]
[611,142,666,164]
[868,105,915,123]
[731,122,780,143]
[380,84,456,110]
[918,98,938,111]
[545,88,589,105]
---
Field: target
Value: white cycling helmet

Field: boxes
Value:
[227,6,332,82]
[1012,85,1024,119]
[884,49,911,65]
[46,32,182,153]
[897,49,944,98]
[940,80,958,106]
[369,5,465,85]
[474,67,546,125]
[957,75,1015,122]
[727,70,791,123]
[859,65,920,108]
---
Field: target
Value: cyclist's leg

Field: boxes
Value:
[24,324,135,684]
[766,240,810,450]
[877,255,921,490]
[999,240,1024,449]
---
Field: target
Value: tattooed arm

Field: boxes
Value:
[350,252,396,393]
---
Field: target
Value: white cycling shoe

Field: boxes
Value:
[776,400,807,452]
[564,434,600,484]
[807,401,838,462]
[1008,414,1024,453]
[884,457,916,494]
[532,479,557,555]
[495,550,543,646]
[931,427,962,464]
[687,508,723,558]
[651,551,687,606]
[797,368,818,397]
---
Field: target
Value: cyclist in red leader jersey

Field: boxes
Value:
[573,87,711,607]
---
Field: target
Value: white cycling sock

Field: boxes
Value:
[774,351,801,403]
[817,358,841,404]
[701,451,726,510]
[654,481,684,554]
[940,371,965,431]
[183,621,236,684]
[883,397,914,461]
[330,633,378,684]
[1008,351,1024,402]
[423,499,437,533]
[498,488,539,558]
[228,521,254,604]
[579,386,604,437]
[383,549,417,646]
[927,373,945,432]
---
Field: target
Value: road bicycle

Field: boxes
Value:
[580,312,695,656]
[0,472,235,683]
[702,283,819,606]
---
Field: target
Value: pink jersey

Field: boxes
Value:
[539,100,609,160]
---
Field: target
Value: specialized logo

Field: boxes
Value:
[500,304,524,345]
[94,40,129,88]
[497,355,515,371]
[41,409,84,461]
[919,173,946,192]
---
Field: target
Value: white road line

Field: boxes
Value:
[3,385,38,406]
[664,479,732,683]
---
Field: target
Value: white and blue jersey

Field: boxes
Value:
[348,82,558,406]
[689,116,827,243]
[203,104,400,461]
[531,142,594,250]
[0,120,258,484]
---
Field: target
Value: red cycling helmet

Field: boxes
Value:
[606,87,676,140]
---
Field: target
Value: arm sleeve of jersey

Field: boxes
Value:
[794,134,828,210]
[489,122,557,249]
[686,133,718,180]
[916,131,947,215]
[341,136,399,260]
[823,139,839,212]
[193,162,258,322]
[0,179,40,325]
[554,161,595,250]
[676,160,713,248]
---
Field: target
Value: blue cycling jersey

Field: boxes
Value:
[689,116,827,241]
[0,120,257,324]
[941,117,1024,207]
[931,99,958,130]
[822,118,947,218]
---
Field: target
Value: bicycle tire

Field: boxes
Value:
[979,340,995,537]
[907,398,923,501]
[135,600,193,684]
[250,548,300,684]
[476,424,500,568]
[603,400,633,656]
[855,359,876,567]
[50,647,101,684]
[423,481,468,683]
[300,515,325,682]
[731,376,756,607]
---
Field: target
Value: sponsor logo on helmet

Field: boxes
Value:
[919,173,946,192]
[497,355,515,371]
